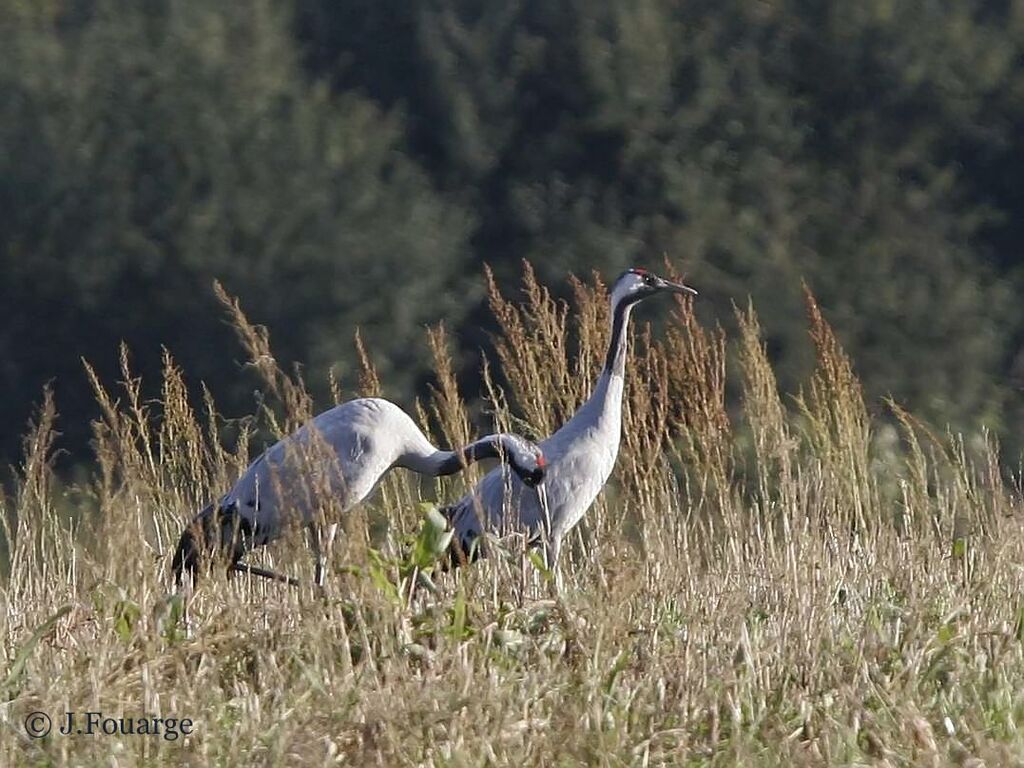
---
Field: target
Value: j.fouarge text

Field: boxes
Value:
[58,711,194,740]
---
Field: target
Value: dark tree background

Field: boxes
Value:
[2,0,1022,467]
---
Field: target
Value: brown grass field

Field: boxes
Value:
[1,263,1022,766]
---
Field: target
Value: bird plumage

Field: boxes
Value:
[172,397,544,585]
[445,267,696,566]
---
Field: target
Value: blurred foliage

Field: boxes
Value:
[0,0,471,461]
[1,0,1022,465]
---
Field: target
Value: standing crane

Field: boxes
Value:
[444,267,696,569]
[171,397,545,587]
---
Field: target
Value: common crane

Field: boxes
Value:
[444,267,696,570]
[171,397,546,587]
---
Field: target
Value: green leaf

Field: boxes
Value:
[410,503,454,570]
[113,599,141,643]
[603,651,630,696]
[952,537,967,559]
[367,548,401,605]
[937,624,955,644]
[527,550,554,583]
[1,604,73,697]
[448,587,471,641]
[153,592,185,644]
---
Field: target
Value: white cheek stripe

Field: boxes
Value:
[610,278,642,308]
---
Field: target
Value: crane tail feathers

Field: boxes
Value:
[171,529,197,586]
[171,501,252,586]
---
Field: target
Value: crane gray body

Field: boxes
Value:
[172,397,544,585]
[218,398,433,548]
[445,268,696,566]
[446,373,623,563]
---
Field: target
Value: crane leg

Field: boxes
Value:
[544,538,560,570]
[545,538,563,592]
[230,560,300,587]
[309,522,339,588]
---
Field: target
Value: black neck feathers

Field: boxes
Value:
[602,296,637,376]
[435,438,499,476]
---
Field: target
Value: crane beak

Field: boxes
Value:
[660,277,698,296]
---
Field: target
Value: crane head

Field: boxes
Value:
[500,435,546,488]
[612,267,697,309]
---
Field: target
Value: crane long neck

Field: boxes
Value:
[399,435,507,477]
[563,295,636,437]
[603,297,635,379]
[553,295,634,444]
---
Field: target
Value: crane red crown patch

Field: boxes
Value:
[536,454,546,467]
[629,267,648,275]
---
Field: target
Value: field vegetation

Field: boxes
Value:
[2,264,1022,766]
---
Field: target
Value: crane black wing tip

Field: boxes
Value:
[170,527,198,586]
[170,501,249,587]
[170,502,216,586]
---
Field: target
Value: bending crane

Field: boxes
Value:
[172,397,545,586]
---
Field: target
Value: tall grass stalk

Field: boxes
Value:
[1,264,1021,766]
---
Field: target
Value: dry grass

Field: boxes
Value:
[2,262,1023,766]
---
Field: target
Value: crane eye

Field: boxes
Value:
[643,274,656,286]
